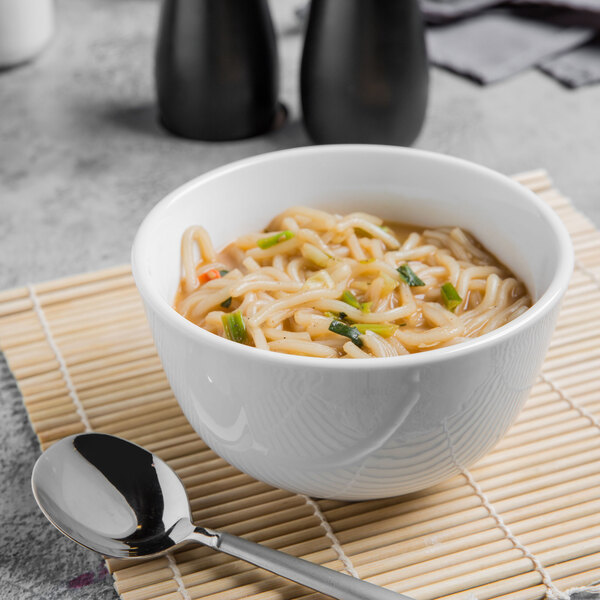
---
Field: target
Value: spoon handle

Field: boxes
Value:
[188,527,413,600]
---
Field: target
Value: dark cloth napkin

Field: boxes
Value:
[422,0,504,22]
[540,34,600,86]
[422,1,600,86]
[426,7,596,84]
[421,0,600,21]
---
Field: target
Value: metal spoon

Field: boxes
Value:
[32,432,412,600]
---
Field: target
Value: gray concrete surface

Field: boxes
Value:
[0,0,599,598]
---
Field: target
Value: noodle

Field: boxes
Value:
[174,207,531,358]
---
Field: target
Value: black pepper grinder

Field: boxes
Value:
[300,0,429,146]
[155,0,279,141]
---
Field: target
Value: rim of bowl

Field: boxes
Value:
[132,144,574,370]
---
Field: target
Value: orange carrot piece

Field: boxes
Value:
[198,269,221,284]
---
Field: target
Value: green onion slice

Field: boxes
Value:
[441,282,462,312]
[219,269,229,277]
[397,264,425,287]
[360,302,371,313]
[329,320,363,347]
[354,323,398,337]
[341,290,362,310]
[257,230,294,249]
[221,310,247,344]
[324,311,350,322]
[220,297,232,308]
[354,227,372,238]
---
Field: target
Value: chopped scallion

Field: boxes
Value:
[219,269,229,277]
[325,311,349,322]
[354,227,372,238]
[220,297,232,308]
[341,290,362,310]
[221,310,247,344]
[329,320,363,347]
[257,230,294,249]
[360,301,371,313]
[354,323,398,338]
[397,264,425,287]
[441,282,462,312]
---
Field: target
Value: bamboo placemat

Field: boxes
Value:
[2,170,600,600]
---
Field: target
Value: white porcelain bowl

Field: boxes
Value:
[132,146,573,500]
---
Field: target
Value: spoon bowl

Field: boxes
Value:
[32,433,412,600]
[32,433,194,557]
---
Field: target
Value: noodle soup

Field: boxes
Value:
[174,206,530,358]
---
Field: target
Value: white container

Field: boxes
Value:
[0,0,54,68]
[132,146,573,500]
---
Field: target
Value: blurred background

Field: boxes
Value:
[0,0,599,293]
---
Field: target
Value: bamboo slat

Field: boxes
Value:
[1,171,599,600]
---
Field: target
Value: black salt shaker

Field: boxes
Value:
[155,0,279,141]
[300,0,429,146]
